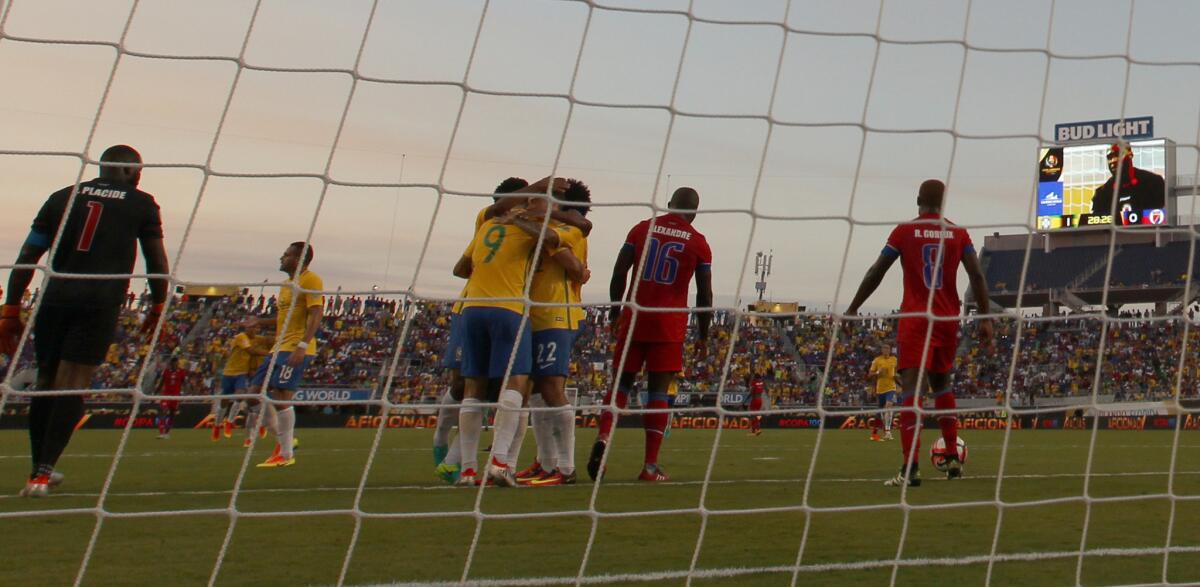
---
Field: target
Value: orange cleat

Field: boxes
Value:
[223,420,233,439]
[211,424,220,442]
[258,426,268,440]
[638,464,670,482]
[515,461,546,484]
[242,438,253,449]
[528,470,577,486]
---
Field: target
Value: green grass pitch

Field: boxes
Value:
[3,427,1200,586]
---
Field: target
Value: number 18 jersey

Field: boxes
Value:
[883,212,974,319]
[620,213,712,343]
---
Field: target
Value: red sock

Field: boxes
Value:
[935,392,958,456]
[899,394,920,466]
[643,399,669,465]
[598,389,628,442]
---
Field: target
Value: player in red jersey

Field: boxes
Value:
[156,357,186,439]
[588,187,713,482]
[748,377,765,436]
[845,180,992,487]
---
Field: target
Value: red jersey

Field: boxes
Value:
[620,213,712,342]
[160,368,186,396]
[751,379,765,397]
[884,213,974,318]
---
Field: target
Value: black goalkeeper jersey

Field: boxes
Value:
[31,178,163,307]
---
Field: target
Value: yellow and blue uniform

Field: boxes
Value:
[443,207,490,370]
[871,354,898,407]
[531,225,587,378]
[460,216,568,379]
[219,332,254,395]
[253,270,324,390]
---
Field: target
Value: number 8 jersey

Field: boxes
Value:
[620,213,712,343]
[30,178,163,307]
[882,212,974,322]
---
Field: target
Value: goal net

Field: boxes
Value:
[2,0,1200,585]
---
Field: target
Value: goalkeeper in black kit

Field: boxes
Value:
[0,145,170,498]
[1089,142,1166,225]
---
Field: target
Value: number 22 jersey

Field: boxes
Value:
[620,213,712,343]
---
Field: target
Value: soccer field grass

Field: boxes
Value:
[3,427,1200,586]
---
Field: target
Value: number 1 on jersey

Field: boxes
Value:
[76,201,104,252]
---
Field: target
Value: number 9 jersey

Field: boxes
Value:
[619,213,712,343]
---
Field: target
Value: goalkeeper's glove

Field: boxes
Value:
[140,303,164,338]
[0,304,25,356]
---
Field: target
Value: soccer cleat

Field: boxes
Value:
[258,426,268,440]
[586,439,608,481]
[211,425,221,442]
[48,471,64,488]
[884,465,921,487]
[945,456,963,480]
[529,469,577,486]
[292,437,300,450]
[487,457,518,488]
[256,454,295,468]
[515,461,546,484]
[19,475,50,498]
[156,433,167,440]
[242,438,253,449]
[435,462,461,484]
[870,432,881,441]
[883,432,894,441]
[433,444,449,466]
[638,464,669,482]
[455,468,478,487]
[223,420,234,439]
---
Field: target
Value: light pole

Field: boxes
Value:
[754,249,773,302]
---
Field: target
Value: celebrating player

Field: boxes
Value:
[245,242,324,468]
[451,179,571,486]
[512,179,592,486]
[589,187,713,483]
[845,179,992,487]
[212,322,269,441]
[868,346,898,442]
[0,145,169,497]
[156,357,186,439]
[748,376,765,437]
[1088,141,1166,224]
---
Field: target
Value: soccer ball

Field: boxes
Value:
[929,436,968,472]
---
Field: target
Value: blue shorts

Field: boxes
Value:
[220,374,248,395]
[441,313,466,370]
[532,328,580,378]
[877,391,897,408]
[251,352,313,391]
[460,306,532,379]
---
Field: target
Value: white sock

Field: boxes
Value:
[230,400,246,421]
[459,398,483,473]
[487,389,524,467]
[446,433,462,467]
[508,411,529,468]
[530,395,557,471]
[213,403,226,424]
[266,403,279,436]
[555,404,576,474]
[433,390,458,448]
[884,410,893,432]
[245,404,260,438]
[276,407,296,459]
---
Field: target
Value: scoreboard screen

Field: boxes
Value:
[1036,139,1171,231]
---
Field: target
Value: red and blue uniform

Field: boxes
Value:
[882,213,973,374]
[614,213,712,373]
[159,367,185,411]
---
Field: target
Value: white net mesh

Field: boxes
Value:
[2,0,1200,585]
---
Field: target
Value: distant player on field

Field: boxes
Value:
[212,323,269,442]
[0,144,169,498]
[156,357,186,439]
[845,179,992,487]
[451,178,572,486]
[868,346,898,442]
[748,377,765,436]
[589,187,713,482]
[245,242,324,468]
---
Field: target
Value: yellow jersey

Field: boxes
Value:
[461,217,567,315]
[871,355,898,394]
[452,207,491,314]
[530,225,587,332]
[276,269,323,356]
[668,380,678,397]
[222,332,255,376]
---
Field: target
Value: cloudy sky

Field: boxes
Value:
[1,0,1198,312]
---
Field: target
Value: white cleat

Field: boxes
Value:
[48,471,64,488]
[19,477,50,498]
[487,459,519,488]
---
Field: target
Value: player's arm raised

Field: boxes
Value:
[845,251,899,316]
[961,249,994,344]
[551,248,587,284]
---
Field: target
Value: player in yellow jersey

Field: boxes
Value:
[239,331,275,447]
[245,242,324,467]
[434,178,593,483]
[449,177,579,487]
[869,346,899,441]
[212,322,270,441]
[507,181,592,486]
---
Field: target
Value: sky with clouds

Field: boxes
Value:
[1,0,1198,313]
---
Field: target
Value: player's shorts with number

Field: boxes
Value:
[252,351,313,391]
[220,374,249,395]
[877,390,897,407]
[896,317,958,374]
[33,303,122,367]
[532,327,580,377]
[460,306,532,378]
[441,312,466,370]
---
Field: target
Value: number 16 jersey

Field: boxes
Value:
[620,213,712,343]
